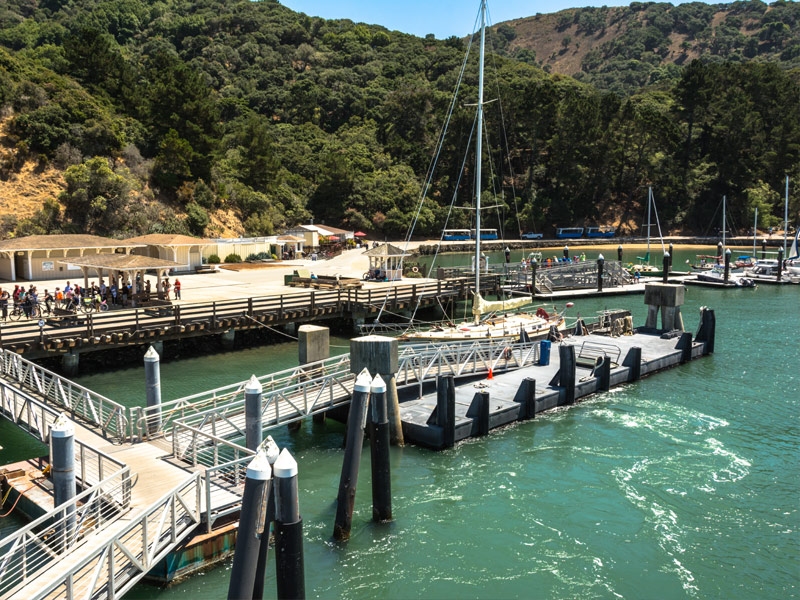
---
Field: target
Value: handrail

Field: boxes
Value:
[32,473,201,600]
[0,467,132,599]
[169,339,542,465]
[0,349,129,441]
[0,376,128,493]
[202,455,251,533]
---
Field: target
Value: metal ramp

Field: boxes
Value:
[0,351,249,600]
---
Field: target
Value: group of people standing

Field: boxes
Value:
[0,277,183,321]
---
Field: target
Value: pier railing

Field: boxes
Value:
[0,467,132,598]
[0,349,129,441]
[0,277,500,352]
[34,473,202,600]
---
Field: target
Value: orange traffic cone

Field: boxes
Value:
[487,367,493,380]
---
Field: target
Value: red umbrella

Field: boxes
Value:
[354,231,367,237]
[328,236,340,241]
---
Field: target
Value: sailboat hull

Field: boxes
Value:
[400,314,566,343]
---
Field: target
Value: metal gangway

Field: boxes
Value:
[0,336,541,599]
[150,339,541,464]
[0,350,251,600]
[510,260,633,292]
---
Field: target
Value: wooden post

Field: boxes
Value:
[273,449,305,600]
[596,356,610,392]
[228,451,272,600]
[350,335,403,446]
[333,369,371,541]
[558,344,576,405]
[369,374,391,522]
[597,255,604,291]
[777,247,784,282]
[436,375,456,448]
[724,249,731,283]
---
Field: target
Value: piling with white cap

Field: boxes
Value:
[245,375,263,452]
[369,374,391,522]
[597,254,605,292]
[51,413,76,549]
[333,368,371,541]
[252,436,280,600]
[228,450,272,600]
[273,448,305,599]
[144,345,162,434]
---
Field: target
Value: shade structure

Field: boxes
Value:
[354,231,367,237]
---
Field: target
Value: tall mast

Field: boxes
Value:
[647,186,652,259]
[722,195,726,252]
[785,175,789,256]
[474,0,486,295]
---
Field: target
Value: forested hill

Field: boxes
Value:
[0,0,797,243]
[491,1,800,93]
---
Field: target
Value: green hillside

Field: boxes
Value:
[490,1,800,94]
[0,0,797,241]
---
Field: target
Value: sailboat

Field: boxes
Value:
[400,0,565,343]
[627,186,664,275]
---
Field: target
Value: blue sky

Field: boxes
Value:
[279,1,734,38]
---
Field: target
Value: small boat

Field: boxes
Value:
[745,259,800,283]
[555,227,584,239]
[693,264,756,287]
[690,255,719,271]
[586,226,616,238]
[628,187,666,274]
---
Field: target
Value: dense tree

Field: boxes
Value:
[0,0,796,241]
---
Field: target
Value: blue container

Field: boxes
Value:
[539,340,551,366]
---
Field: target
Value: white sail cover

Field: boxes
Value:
[472,292,531,317]
[788,229,799,261]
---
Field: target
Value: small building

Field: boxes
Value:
[0,235,143,282]
[276,235,304,258]
[284,224,354,249]
[59,254,183,306]
[364,243,408,281]
[124,234,212,273]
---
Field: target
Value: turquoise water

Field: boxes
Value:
[0,248,798,599]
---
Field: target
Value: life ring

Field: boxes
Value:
[411,266,419,273]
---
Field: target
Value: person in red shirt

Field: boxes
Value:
[173,279,181,300]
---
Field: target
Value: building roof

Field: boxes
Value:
[0,235,141,253]
[123,234,210,246]
[363,243,408,257]
[317,225,352,235]
[277,235,305,242]
[58,254,183,271]
[287,224,352,237]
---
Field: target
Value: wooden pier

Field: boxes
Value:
[0,277,500,362]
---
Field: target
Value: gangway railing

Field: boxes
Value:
[0,350,129,442]
[0,467,132,599]
[168,339,541,464]
[135,354,352,439]
[0,376,129,493]
[33,473,202,600]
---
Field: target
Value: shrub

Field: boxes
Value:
[208,254,221,264]
[246,253,258,262]
[224,253,242,263]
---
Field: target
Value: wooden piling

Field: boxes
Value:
[519,377,536,420]
[625,346,642,381]
[228,451,272,600]
[333,369,371,541]
[245,375,263,452]
[369,374,392,522]
[596,356,611,392]
[558,344,576,405]
[273,449,305,600]
[475,391,490,436]
[679,332,693,364]
[437,375,456,448]
[597,254,604,292]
